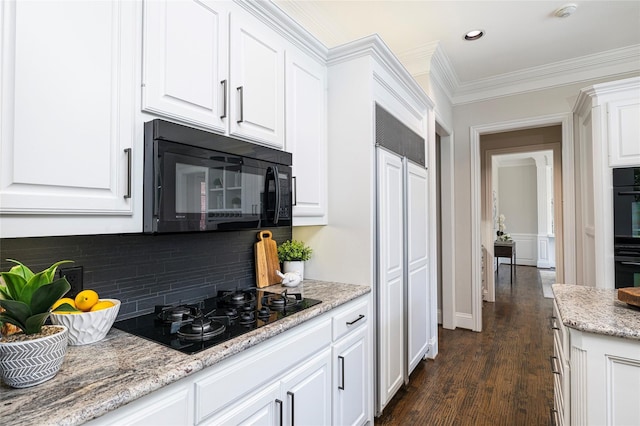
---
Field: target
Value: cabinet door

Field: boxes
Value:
[0,1,137,229]
[229,12,285,148]
[406,162,429,373]
[201,382,281,426]
[376,148,405,410]
[280,348,332,426]
[286,47,327,226]
[87,381,193,426]
[333,326,370,426]
[608,97,640,167]
[143,0,228,133]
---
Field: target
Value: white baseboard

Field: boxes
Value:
[455,312,475,330]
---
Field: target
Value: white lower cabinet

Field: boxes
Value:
[88,295,371,426]
[200,382,281,426]
[333,325,369,426]
[280,349,332,426]
[553,299,640,426]
[332,297,371,426]
[203,348,331,426]
[551,300,570,426]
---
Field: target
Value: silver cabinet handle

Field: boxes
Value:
[287,391,295,426]
[220,80,227,119]
[292,176,297,206]
[124,148,132,199]
[549,355,560,375]
[549,315,559,330]
[346,314,365,326]
[275,398,283,426]
[237,86,244,123]
[338,355,345,390]
[550,408,559,426]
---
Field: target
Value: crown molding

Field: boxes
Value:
[573,75,640,112]
[237,0,328,62]
[397,42,457,102]
[396,41,640,105]
[452,45,640,104]
[327,34,434,109]
[269,0,348,50]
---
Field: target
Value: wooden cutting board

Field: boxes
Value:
[618,287,640,308]
[255,230,281,288]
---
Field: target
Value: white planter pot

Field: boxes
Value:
[0,325,68,388]
[283,261,305,280]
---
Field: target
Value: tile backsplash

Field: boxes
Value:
[0,228,291,319]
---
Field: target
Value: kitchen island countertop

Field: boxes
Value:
[552,284,640,340]
[0,280,370,425]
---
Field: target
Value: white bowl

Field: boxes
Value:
[49,299,120,345]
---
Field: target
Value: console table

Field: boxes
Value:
[494,241,516,285]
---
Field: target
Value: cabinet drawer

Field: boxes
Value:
[552,301,568,353]
[194,316,331,423]
[333,298,369,341]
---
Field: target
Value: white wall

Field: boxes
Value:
[498,164,538,235]
[450,73,639,320]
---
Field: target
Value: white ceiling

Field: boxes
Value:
[274,1,640,100]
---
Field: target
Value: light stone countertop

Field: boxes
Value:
[0,280,370,426]
[552,284,640,341]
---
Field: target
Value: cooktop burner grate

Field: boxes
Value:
[113,288,321,354]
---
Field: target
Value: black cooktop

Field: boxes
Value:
[113,288,321,354]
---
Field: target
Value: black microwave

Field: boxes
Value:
[143,119,292,233]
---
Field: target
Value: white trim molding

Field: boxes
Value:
[470,113,576,330]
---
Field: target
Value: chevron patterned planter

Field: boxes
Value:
[0,325,68,388]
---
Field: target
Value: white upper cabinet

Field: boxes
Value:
[143,1,285,149]
[608,95,640,167]
[229,11,285,148]
[286,47,328,225]
[0,0,140,237]
[142,0,228,133]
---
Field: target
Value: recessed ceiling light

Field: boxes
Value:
[464,29,484,41]
[554,3,578,18]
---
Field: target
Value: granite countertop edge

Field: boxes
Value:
[0,280,371,426]
[552,283,640,341]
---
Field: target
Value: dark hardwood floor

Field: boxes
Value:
[376,265,555,425]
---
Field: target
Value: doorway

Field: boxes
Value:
[483,146,559,302]
[469,113,576,332]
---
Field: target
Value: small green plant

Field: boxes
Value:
[0,259,72,335]
[277,240,313,262]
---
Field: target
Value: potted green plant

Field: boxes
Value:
[277,240,312,280]
[0,259,72,388]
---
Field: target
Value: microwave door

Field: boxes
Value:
[159,151,264,232]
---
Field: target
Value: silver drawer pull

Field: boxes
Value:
[338,355,345,390]
[549,315,559,331]
[346,314,365,326]
[549,355,561,375]
[220,80,227,119]
[275,399,283,426]
[124,148,132,199]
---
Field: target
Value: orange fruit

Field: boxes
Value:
[90,300,115,312]
[75,289,99,312]
[52,297,77,311]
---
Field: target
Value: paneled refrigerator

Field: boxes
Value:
[376,105,430,412]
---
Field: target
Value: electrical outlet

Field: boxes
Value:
[59,266,83,298]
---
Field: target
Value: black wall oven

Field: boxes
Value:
[144,119,292,233]
[613,166,640,288]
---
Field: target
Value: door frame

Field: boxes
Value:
[483,143,561,302]
[469,113,575,332]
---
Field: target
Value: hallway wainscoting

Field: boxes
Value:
[377,265,554,425]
